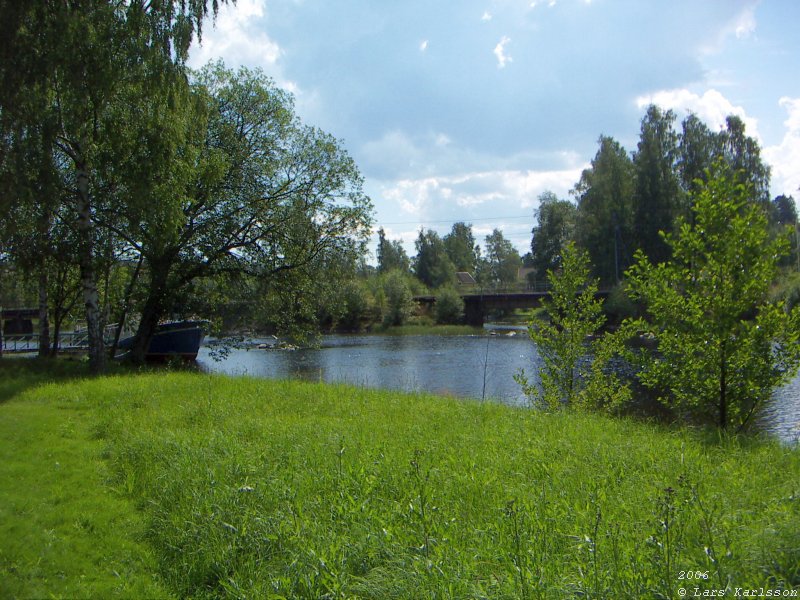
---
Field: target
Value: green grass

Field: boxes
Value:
[0,360,171,599]
[0,360,799,598]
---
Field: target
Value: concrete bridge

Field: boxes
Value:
[414,290,610,326]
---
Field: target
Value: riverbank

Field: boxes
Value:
[1,361,798,598]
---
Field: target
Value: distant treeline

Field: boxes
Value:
[530,107,796,285]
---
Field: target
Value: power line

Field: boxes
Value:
[378,214,532,226]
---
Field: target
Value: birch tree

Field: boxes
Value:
[0,0,230,372]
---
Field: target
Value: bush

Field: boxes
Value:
[338,280,372,330]
[626,164,800,431]
[434,286,464,324]
[382,270,415,327]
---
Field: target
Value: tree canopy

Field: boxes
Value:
[377,228,411,274]
[626,163,800,431]
[0,0,232,371]
[0,3,376,366]
[530,191,576,277]
[443,222,480,274]
[483,229,522,287]
[413,229,456,289]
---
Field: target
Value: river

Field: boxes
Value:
[197,331,800,444]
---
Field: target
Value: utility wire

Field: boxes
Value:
[379,214,532,226]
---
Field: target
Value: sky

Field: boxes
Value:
[188,0,800,259]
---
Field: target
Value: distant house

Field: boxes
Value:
[455,272,476,286]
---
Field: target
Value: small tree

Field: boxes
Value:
[484,228,522,287]
[434,286,464,325]
[382,270,415,327]
[377,227,411,274]
[626,163,800,431]
[413,229,455,288]
[517,242,629,411]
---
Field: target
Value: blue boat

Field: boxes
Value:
[117,320,207,360]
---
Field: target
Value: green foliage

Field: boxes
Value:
[376,227,410,274]
[626,163,800,430]
[337,279,374,330]
[433,286,464,325]
[413,229,456,288]
[483,228,522,287]
[530,191,577,275]
[3,364,798,598]
[443,222,480,274]
[771,270,800,311]
[517,242,630,412]
[574,135,636,285]
[114,62,372,357]
[719,115,772,205]
[632,105,683,266]
[603,281,638,325]
[381,270,415,327]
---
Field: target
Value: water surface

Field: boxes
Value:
[198,332,800,444]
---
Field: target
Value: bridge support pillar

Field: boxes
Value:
[463,298,485,327]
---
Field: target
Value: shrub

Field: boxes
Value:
[516,242,630,412]
[626,163,800,431]
[337,280,372,330]
[434,286,464,324]
[382,270,415,327]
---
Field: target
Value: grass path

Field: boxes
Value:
[0,366,171,599]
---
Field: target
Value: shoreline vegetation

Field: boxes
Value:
[1,360,798,598]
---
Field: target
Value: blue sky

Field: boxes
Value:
[189,0,800,258]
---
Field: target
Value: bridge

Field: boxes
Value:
[414,290,610,326]
[0,308,129,355]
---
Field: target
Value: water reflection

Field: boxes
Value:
[198,333,799,444]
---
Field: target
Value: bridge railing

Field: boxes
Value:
[456,282,552,295]
[0,324,133,354]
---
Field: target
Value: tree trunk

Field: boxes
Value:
[51,313,62,357]
[129,266,169,364]
[719,341,727,430]
[75,158,106,373]
[38,268,51,357]
[109,254,143,358]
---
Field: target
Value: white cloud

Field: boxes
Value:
[700,3,759,54]
[733,5,757,39]
[635,88,761,140]
[188,0,281,71]
[764,97,800,196]
[493,36,513,69]
[420,40,429,52]
[370,165,587,255]
[379,167,583,219]
[481,11,492,22]
[434,133,452,147]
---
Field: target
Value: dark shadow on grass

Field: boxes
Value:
[0,356,198,404]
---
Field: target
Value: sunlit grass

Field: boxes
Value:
[0,362,171,599]
[1,361,798,598]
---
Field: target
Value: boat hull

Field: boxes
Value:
[118,320,206,360]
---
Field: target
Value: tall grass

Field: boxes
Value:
[0,362,171,599]
[1,364,798,598]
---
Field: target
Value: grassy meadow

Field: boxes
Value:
[0,359,798,599]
